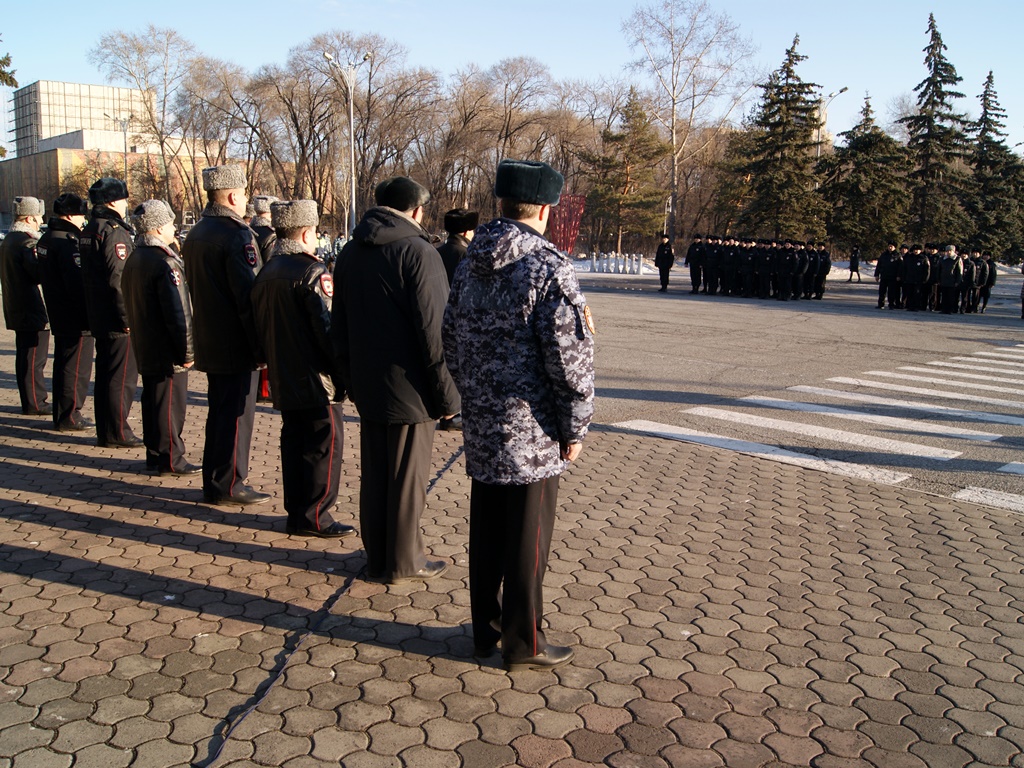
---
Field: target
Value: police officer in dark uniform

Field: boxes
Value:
[683,234,704,294]
[37,193,93,430]
[654,234,674,292]
[252,200,356,539]
[122,200,199,476]
[903,244,931,312]
[249,195,278,263]
[874,243,899,309]
[436,208,478,287]
[183,165,269,505]
[1,196,50,416]
[80,178,143,447]
[980,252,996,313]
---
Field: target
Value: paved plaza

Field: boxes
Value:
[1,278,1024,767]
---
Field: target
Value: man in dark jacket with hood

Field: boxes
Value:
[122,200,198,476]
[443,160,595,671]
[332,176,460,584]
[1,196,50,416]
[80,178,142,447]
[37,193,93,430]
[252,200,355,540]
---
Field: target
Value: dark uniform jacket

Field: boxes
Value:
[938,255,962,288]
[122,234,194,376]
[0,223,47,333]
[252,239,342,411]
[443,218,595,485]
[80,206,134,337]
[904,253,931,285]
[182,202,263,374]
[37,217,89,337]
[684,241,703,267]
[655,241,674,268]
[436,233,470,286]
[985,260,997,287]
[332,206,460,425]
[971,257,988,288]
[250,215,276,264]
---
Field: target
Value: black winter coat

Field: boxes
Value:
[250,218,276,264]
[938,255,962,288]
[37,217,89,337]
[655,242,674,268]
[80,206,134,336]
[332,207,460,424]
[122,234,194,376]
[904,254,930,285]
[252,241,343,411]
[0,226,47,333]
[182,203,263,374]
[436,233,470,286]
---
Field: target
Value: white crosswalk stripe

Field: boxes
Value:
[861,371,1024,397]
[788,386,1024,426]
[926,361,1024,377]
[951,356,1024,369]
[898,366,1024,386]
[971,351,1024,363]
[739,395,1000,441]
[684,406,960,460]
[829,377,1024,409]
[952,487,1024,515]
[612,420,912,484]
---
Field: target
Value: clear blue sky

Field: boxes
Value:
[3,0,1023,154]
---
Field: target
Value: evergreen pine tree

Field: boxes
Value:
[0,34,16,159]
[898,13,971,244]
[819,96,912,256]
[737,36,825,240]
[965,72,1023,258]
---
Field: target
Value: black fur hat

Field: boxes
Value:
[89,177,129,205]
[494,159,563,205]
[444,208,478,234]
[53,193,89,217]
[374,177,430,212]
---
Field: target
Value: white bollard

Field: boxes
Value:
[590,252,597,272]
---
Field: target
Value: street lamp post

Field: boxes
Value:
[815,87,848,159]
[104,113,132,181]
[323,51,371,236]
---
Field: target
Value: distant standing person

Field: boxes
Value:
[980,252,996,314]
[655,234,674,292]
[443,159,595,671]
[436,208,478,287]
[847,247,861,282]
[0,196,50,416]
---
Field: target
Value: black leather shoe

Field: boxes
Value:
[473,644,498,659]
[390,560,447,584]
[203,486,271,505]
[104,435,144,448]
[504,645,575,671]
[56,421,89,432]
[24,405,52,416]
[287,522,356,539]
[154,463,202,477]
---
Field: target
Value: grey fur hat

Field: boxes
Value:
[12,196,45,217]
[202,164,248,192]
[131,200,175,233]
[374,177,430,212]
[252,195,279,214]
[270,200,318,230]
[494,159,563,205]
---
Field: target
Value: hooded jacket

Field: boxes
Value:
[442,218,595,485]
[36,217,89,336]
[331,206,459,424]
[0,222,47,333]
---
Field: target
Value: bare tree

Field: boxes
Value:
[623,0,756,240]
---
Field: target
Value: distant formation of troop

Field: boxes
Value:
[873,242,999,315]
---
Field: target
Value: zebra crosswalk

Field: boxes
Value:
[614,343,1024,516]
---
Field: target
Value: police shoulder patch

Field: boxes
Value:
[319,273,334,298]
[244,243,259,267]
[170,269,182,286]
[583,305,596,336]
[115,243,128,260]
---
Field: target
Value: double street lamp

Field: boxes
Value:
[323,51,371,237]
[103,112,132,181]
[815,87,848,158]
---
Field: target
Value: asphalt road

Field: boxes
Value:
[581,267,1024,502]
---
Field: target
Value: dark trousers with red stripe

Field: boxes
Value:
[14,330,50,414]
[203,371,257,497]
[52,334,94,429]
[280,403,344,531]
[94,334,138,444]
[359,420,435,579]
[141,371,188,472]
[469,474,559,661]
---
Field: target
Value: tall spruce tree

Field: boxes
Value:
[965,72,1023,258]
[818,96,911,256]
[898,14,971,244]
[737,36,825,240]
[0,34,17,159]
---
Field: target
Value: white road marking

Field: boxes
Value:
[952,487,1024,515]
[926,361,1024,377]
[899,366,1024,385]
[827,378,1024,410]
[684,407,960,460]
[612,420,912,484]
[740,395,999,441]
[951,356,1024,369]
[971,351,1024,363]
[789,386,1024,427]
[997,462,1024,475]
[863,371,1024,396]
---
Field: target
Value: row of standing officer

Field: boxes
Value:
[681,235,833,301]
[874,242,998,314]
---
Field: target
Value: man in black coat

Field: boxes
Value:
[80,178,142,447]
[183,165,269,505]
[332,176,461,583]
[436,208,478,287]
[0,196,50,415]
[37,193,93,430]
[654,234,674,292]
[122,200,199,476]
[980,252,997,313]
[252,200,356,539]
[683,234,704,294]
[249,195,278,264]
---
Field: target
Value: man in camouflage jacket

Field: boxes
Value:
[443,159,595,671]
